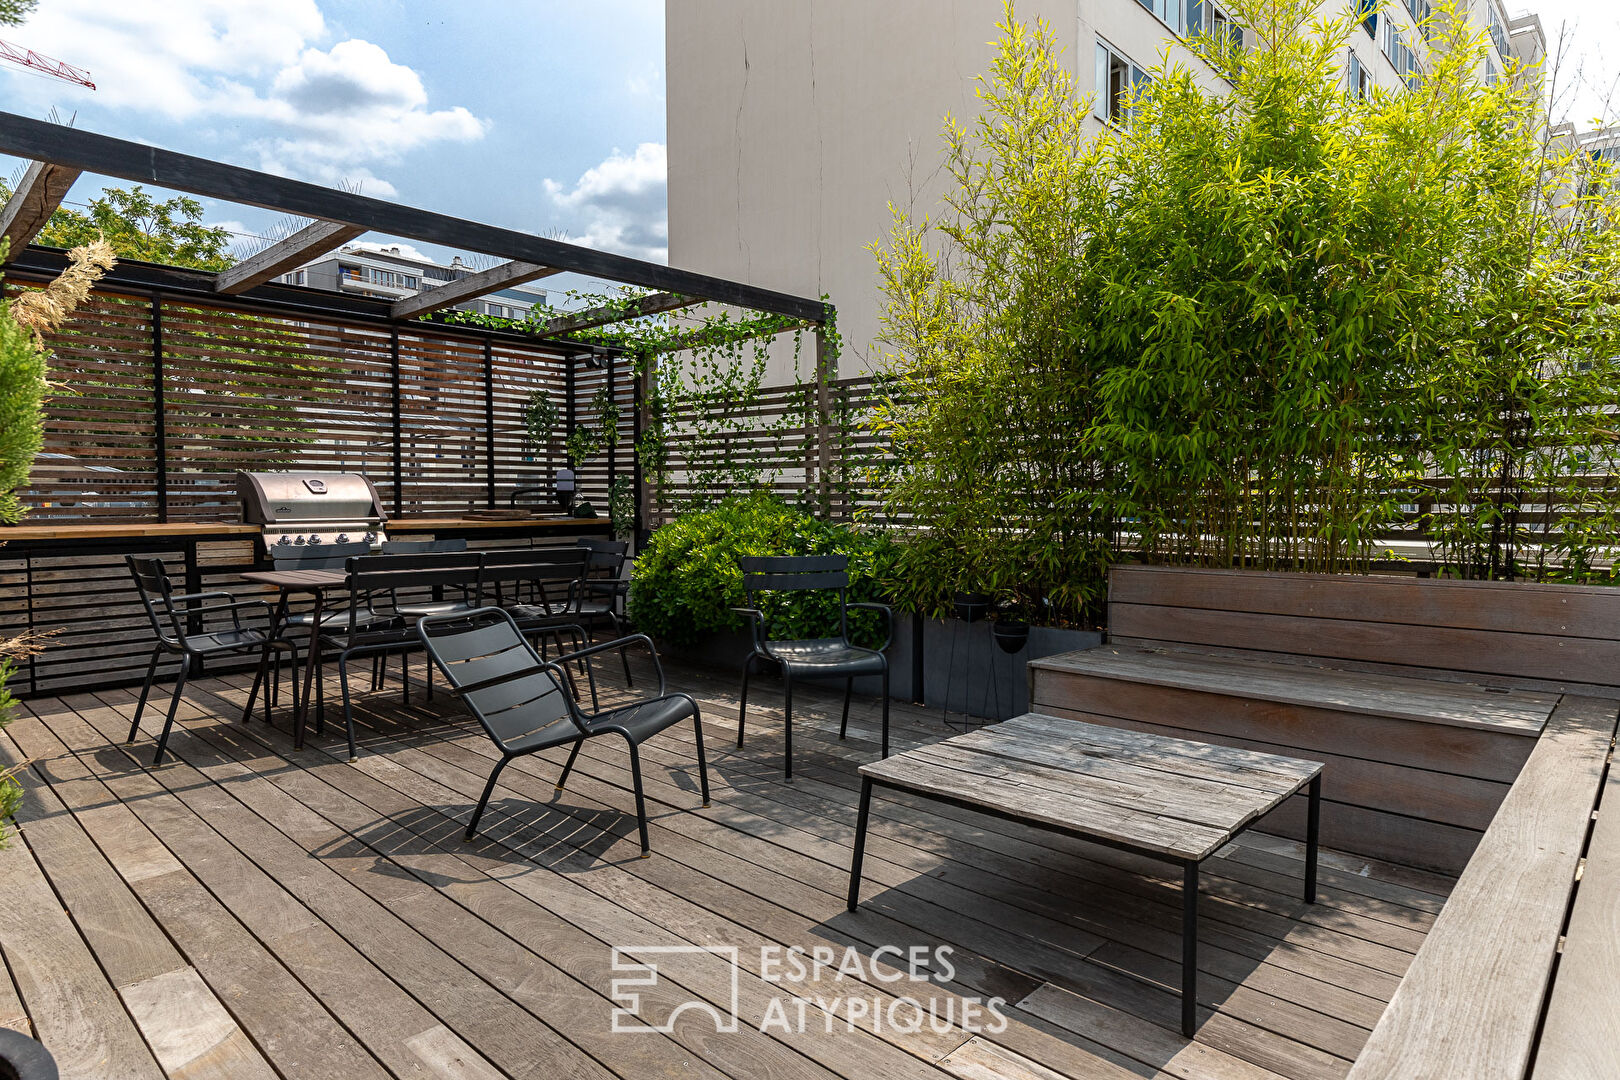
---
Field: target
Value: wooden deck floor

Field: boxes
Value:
[0,655,1455,1080]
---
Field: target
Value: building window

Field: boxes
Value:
[1358,0,1377,37]
[340,264,360,281]
[361,267,418,289]
[1188,0,1244,50]
[1095,38,1150,124]
[1383,21,1420,89]
[1405,0,1432,40]
[1136,0,1183,35]
[1347,50,1373,98]
[1488,2,1508,56]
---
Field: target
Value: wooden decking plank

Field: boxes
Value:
[183,677,1279,1080]
[64,693,618,1080]
[33,693,512,1080]
[343,662,1422,977]
[0,756,165,1079]
[1346,694,1620,1080]
[640,663,1445,929]
[1015,968,1351,1080]
[298,680,1373,1068]
[2,730,278,1080]
[10,659,1457,1080]
[1528,756,1620,1080]
[587,705,1410,1004]
[504,708,1388,1060]
[10,700,394,1080]
[131,701,849,1080]
[127,681,977,1080]
[598,696,1427,970]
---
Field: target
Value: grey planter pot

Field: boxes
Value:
[656,616,1101,723]
[0,1029,58,1080]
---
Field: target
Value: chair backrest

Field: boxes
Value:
[381,537,469,555]
[738,554,850,644]
[480,548,589,608]
[342,551,484,633]
[271,540,373,570]
[417,607,578,749]
[125,554,184,644]
[739,554,849,594]
[576,534,625,579]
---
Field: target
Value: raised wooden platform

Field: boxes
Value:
[0,659,1451,1080]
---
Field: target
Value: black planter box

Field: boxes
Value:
[657,617,1101,723]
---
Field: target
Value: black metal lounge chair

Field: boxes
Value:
[733,554,893,779]
[125,554,301,765]
[416,607,710,854]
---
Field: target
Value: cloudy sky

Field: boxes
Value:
[0,0,668,280]
[3,1,1620,286]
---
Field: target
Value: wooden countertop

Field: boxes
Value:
[0,516,610,543]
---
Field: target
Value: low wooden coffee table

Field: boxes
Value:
[846,712,1323,1037]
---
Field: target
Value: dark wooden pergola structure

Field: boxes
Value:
[0,111,839,523]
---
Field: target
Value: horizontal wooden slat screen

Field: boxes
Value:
[8,284,599,522]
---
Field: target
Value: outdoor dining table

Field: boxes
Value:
[240,568,347,749]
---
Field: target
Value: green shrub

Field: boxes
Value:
[629,494,898,647]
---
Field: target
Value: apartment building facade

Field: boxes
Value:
[667,1,1546,379]
[275,244,549,321]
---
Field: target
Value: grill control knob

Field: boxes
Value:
[335,533,350,545]
[293,535,307,546]
[276,535,292,547]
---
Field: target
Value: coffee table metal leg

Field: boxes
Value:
[1182,860,1198,1037]
[1305,772,1322,904]
[847,777,873,912]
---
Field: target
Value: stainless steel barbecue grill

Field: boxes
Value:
[237,471,389,551]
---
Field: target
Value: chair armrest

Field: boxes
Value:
[169,590,238,606]
[847,602,894,652]
[554,633,666,696]
[731,606,766,649]
[186,598,277,632]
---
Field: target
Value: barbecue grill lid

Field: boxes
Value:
[237,471,387,525]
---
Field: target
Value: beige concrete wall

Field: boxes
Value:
[667,0,1538,382]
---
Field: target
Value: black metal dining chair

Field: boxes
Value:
[271,539,398,693]
[733,554,893,779]
[417,607,710,854]
[125,555,302,765]
[320,552,482,759]
[480,548,599,701]
[572,538,634,685]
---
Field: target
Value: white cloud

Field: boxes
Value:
[345,239,436,263]
[5,1,486,195]
[544,143,668,262]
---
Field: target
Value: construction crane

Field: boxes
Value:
[0,39,93,89]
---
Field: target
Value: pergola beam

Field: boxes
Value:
[0,159,80,255]
[542,291,700,337]
[390,260,560,321]
[214,219,365,294]
[0,110,829,323]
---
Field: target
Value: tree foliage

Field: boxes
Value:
[2,182,236,271]
[870,0,1620,625]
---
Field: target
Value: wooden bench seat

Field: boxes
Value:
[1029,565,1620,872]
[1346,695,1619,1080]
[1040,646,1556,733]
